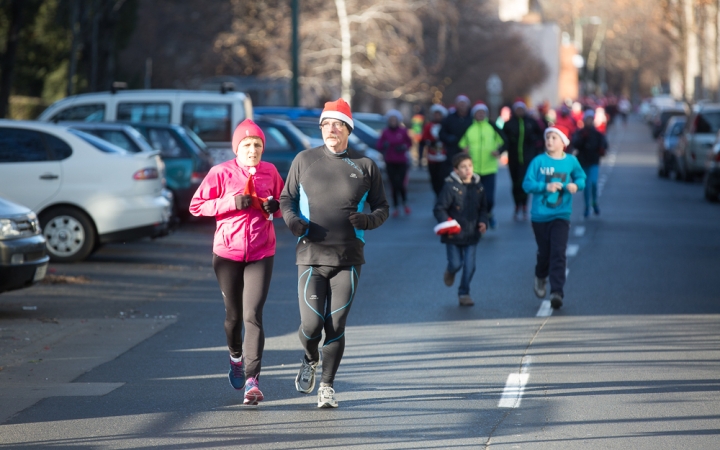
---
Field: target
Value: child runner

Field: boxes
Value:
[378,109,413,217]
[571,109,607,217]
[522,125,586,309]
[459,101,506,228]
[189,119,284,405]
[434,153,489,306]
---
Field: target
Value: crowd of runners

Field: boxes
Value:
[188,92,624,409]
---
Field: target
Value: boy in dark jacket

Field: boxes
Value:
[434,153,489,306]
[571,109,608,217]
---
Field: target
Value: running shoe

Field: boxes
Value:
[392,209,400,218]
[534,277,547,298]
[458,295,474,306]
[550,292,563,309]
[317,385,338,408]
[228,358,245,390]
[593,203,600,215]
[583,208,590,218]
[243,377,264,405]
[295,357,319,394]
[404,205,412,216]
[443,270,455,287]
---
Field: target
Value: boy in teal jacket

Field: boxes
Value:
[522,125,586,309]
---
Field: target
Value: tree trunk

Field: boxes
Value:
[67,0,80,96]
[0,0,25,118]
[334,0,352,103]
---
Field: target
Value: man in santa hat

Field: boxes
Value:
[280,98,389,409]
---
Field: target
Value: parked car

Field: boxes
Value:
[675,104,720,181]
[122,123,213,219]
[61,122,153,154]
[253,116,312,178]
[290,118,386,171]
[658,116,686,178]
[651,106,686,139]
[352,112,386,133]
[703,134,720,202]
[0,197,49,294]
[0,121,171,262]
[38,88,253,155]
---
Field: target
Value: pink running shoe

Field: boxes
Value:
[244,377,264,405]
[404,205,412,215]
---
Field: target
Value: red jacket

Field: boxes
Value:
[190,160,284,262]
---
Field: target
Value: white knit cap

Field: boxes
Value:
[471,102,489,116]
[384,109,404,122]
[429,104,448,117]
[513,101,527,111]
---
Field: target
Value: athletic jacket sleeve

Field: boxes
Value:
[377,130,389,153]
[439,117,459,146]
[458,130,469,150]
[522,158,547,194]
[279,156,306,229]
[491,123,508,151]
[364,162,390,230]
[570,158,587,191]
[270,165,285,219]
[189,169,236,217]
[478,188,490,227]
[433,182,453,223]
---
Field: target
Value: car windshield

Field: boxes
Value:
[358,118,385,133]
[181,126,210,154]
[293,122,322,139]
[67,129,127,154]
[695,111,720,133]
[352,119,379,139]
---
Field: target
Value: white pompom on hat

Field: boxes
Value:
[320,98,354,130]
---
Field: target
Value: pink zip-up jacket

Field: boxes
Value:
[189,159,284,262]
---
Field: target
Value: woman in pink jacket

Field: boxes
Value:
[378,109,413,217]
[189,119,284,405]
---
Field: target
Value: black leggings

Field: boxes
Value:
[297,264,361,385]
[508,160,529,208]
[386,162,408,207]
[213,254,274,379]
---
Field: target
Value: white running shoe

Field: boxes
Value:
[295,357,318,394]
[317,385,338,408]
[534,277,547,298]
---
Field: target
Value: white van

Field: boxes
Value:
[38,89,253,158]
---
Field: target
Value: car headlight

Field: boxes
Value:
[0,213,41,240]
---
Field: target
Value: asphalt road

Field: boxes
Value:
[1,116,719,449]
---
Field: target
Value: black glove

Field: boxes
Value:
[234,194,252,210]
[262,198,280,215]
[289,218,309,237]
[348,212,369,230]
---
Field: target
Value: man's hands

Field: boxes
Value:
[478,222,487,234]
[262,198,280,214]
[290,218,309,237]
[349,212,369,230]
[234,194,252,210]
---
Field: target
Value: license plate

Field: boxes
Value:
[33,264,48,282]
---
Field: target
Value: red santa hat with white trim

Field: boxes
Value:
[544,124,571,146]
[320,98,354,131]
[434,219,461,235]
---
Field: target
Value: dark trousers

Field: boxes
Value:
[213,254,274,379]
[386,162,408,207]
[428,162,447,196]
[479,172,496,213]
[297,264,361,385]
[531,219,570,297]
[508,160,529,208]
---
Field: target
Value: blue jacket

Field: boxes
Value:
[522,152,587,222]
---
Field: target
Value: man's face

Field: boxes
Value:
[514,107,526,118]
[474,110,487,122]
[456,100,470,116]
[321,119,350,153]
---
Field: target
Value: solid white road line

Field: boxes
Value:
[574,226,586,237]
[566,244,579,257]
[536,300,552,317]
[498,356,531,408]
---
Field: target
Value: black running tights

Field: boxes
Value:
[213,254,274,379]
[297,265,361,385]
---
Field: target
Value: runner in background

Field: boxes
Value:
[421,104,449,196]
[378,109,413,217]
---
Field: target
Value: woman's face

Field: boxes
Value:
[236,137,263,167]
[388,116,399,128]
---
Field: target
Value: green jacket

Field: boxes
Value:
[459,119,505,176]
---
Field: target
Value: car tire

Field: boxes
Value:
[40,207,96,263]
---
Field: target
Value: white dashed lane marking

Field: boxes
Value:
[498,356,531,408]
[574,226,586,237]
[536,300,552,317]
[566,244,579,257]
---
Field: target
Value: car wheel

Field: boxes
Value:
[40,207,96,262]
